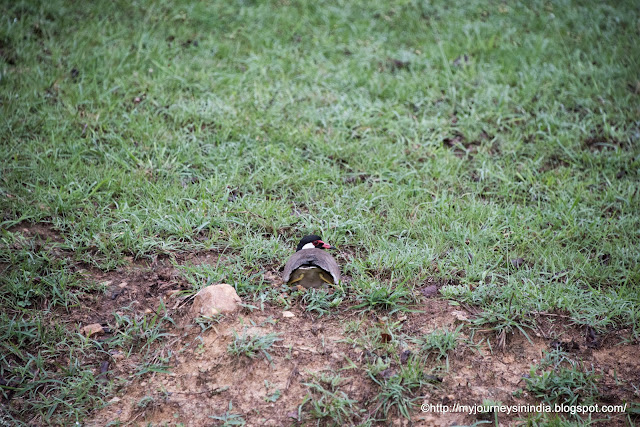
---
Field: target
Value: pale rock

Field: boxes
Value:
[450,310,470,322]
[190,284,241,318]
[82,323,104,337]
[282,311,295,318]
[110,351,124,361]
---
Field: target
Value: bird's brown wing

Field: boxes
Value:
[282,248,341,283]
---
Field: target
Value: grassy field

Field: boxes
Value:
[1,0,639,425]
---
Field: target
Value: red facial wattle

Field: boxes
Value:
[315,240,334,249]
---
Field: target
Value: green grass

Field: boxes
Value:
[227,328,281,362]
[300,372,361,426]
[301,287,345,315]
[367,355,437,420]
[1,0,639,423]
[524,349,600,408]
[410,326,460,366]
[209,400,246,427]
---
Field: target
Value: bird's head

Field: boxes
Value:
[296,235,336,251]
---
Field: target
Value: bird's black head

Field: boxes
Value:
[296,235,335,251]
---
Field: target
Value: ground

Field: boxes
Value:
[6,224,638,426]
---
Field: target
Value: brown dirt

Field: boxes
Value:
[7,223,640,426]
[84,297,639,426]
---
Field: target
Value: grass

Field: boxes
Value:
[410,326,460,365]
[524,349,600,408]
[1,0,639,423]
[367,355,436,420]
[208,401,246,427]
[301,287,345,316]
[300,372,361,426]
[227,328,281,362]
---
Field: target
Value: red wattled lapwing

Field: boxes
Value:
[282,235,341,289]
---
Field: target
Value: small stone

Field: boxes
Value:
[421,285,438,298]
[190,284,241,318]
[82,323,104,337]
[451,310,470,322]
[110,351,124,361]
[292,351,300,358]
[400,349,412,364]
[282,311,295,318]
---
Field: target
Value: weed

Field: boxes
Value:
[263,380,281,403]
[227,329,281,362]
[524,350,600,408]
[302,288,344,316]
[109,302,175,356]
[352,280,414,314]
[410,326,461,367]
[367,356,434,420]
[300,372,360,426]
[209,400,246,426]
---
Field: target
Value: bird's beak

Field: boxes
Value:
[322,242,337,250]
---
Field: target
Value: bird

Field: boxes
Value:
[282,235,341,289]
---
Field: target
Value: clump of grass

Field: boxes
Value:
[519,413,590,426]
[0,231,91,310]
[301,288,344,316]
[352,280,414,314]
[263,380,281,403]
[410,326,461,366]
[136,395,155,409]
[209,400,246,426]
[343,317,404,356]
[524,349,600,408]
[194,314,224,333]
[367,356,435,421]
[227,329,281,362]
[109,302,175,356]
[299,372,361,426]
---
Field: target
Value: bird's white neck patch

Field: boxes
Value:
[301,242,316,250]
